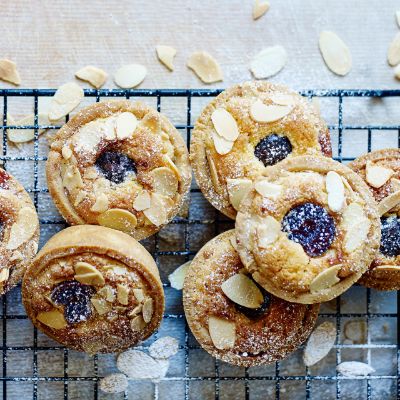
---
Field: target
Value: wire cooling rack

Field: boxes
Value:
[0,88,399,400]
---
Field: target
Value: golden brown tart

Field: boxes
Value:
[235,156,381,304]
[46,100,191,240]
[190,81,331,219]
[183,230,319,367]
[22,225,164,354]
[349,149,400,290]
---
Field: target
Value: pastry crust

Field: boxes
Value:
[235,155,381,304]
[22,225,164,354]
[46,100,191,240]
[190,81,331,219]
[183,230,319,367]
[349,149,400,290]
[0,168,39,294]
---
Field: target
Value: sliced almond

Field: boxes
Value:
[226,178,253,211]
[91,298,111,315]
[133,190,151,211]
[221,273,264,308]
[256,216,281,248]
[128,304,143,317]
[133,288,145,302]
[250,100,291,123]
[98,208,138,234]
[117,284,129,305]
[150,167,179,197]
[6,207,38,250]
[7,113,50,143]
[62,146,72,160]
[143,193,168,226]
[254,180,282,199]
[98,286,115,303]
[211,108,239,141]
[344,218,371,253]
[0,59,21,85]
[249,46,287,79]
[63,165,84,192]
[162,154,181,180]
[365,161,394,188]
[187,51,223,83]
[374,265,400,273]
[48,82,84,121]
[156,45,177,71]
[142,298,154,323]
[337,361,375,377]
[229,235,238,251]
[168,260,191,290]
[75,65,107,89]
[319,31,352,76]
[115,112,138,140]
[270,93,296,106]
[206,151,220,189]
[74,261,105,286]
[130,315,147,331]
[90,193,109,213]
[326,171,345,212]
[309,265,341,294]
[74,190,87,207]
[0,268,9,283]
[211,130,234,155]
[252,0,270,20]
[378,190,400,215]
[37,310,67,329]
[388,32,400,66]
[208,316,235,350]
[114,64,147,88]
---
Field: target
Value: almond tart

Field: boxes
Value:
[183,230,319,367]
[22,225,164,354]
[0,168,39,295]
[349,149,400,290]
[46,100,191,240]
[190,81,331,219]
[235,156,381,304]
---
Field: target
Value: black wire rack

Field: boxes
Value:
[0,88,399,400]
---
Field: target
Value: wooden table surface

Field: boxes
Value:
[2,0,400,90]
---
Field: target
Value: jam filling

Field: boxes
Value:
[95,151,137,184]
[254,134,292,167]
[380,216,400,257]
[235,283,271,319]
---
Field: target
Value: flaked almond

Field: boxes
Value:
[63,165,84,192]
[309,264,341,293]
[342,202,364,230]
[378,190,400,215]
[74,261,105,286]
[6,207,38,250]
[0,268,9,283]
[156,45,177,71]
[142,298,154,323]
[226,178,253,211]
[250,100,291,122]
[133,190,151,211]
[98,286,115,302]
[62,146,72,160]
[337,361,375,377]
[211,130,233,155]
[221,273,264,308]
[117,350,165,380]
[254,179,282,199]
[150,167,179,197]
[206,151,220,190]
[229,235,238,251]
[91,298,111,315]
[133,288,145,302]
[90,193,109,213]
[75,65,107,89]
[252,0,270,20]
[319,31,352,76]
[74,190,87,207]
[114,64,147,88]
[130,315,147,331]
[270,93,296,106]
[326,171,345,212]
[163,154,181,180]
[250,46,287,79]
[365,161,394,188]
[48,82,84,121]
[388,32,400,66]
[0,59,21,85]
[117,284,129,305]
[149,336,179,359]
[211,108,239,141]
[37,310,67,330]
[187,51,223,83]
[374,264,400,273]
[116,112,138,140]
[7,113,50,143]
[344,218,371,253]
[128,304,143,317]
[208,316,236,350]
[168,261,191,290]
[98,208,138,234]
[143,193,168,226]
[256,216,281,248]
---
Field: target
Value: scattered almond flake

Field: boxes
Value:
[250,100,291,122]
[221,273,264,308]
[326,171,345,212]
[342,202,364,230]
[254,180,282,199]
[143,193,168,226]
[337,361,375,377]
[319,31,352,76]
[150,167,179,197]
[133,288,145,302]
[391,177,400,191]
[168,260,191,290]
[206,151,220,189]
[149,336,179,359]
[388,32,400,66]
[229,235,238,251]
[48,82,84,122]
[97,208,138,233]
[90,193,109,213]
[211,130,234,155]
[211,108,239,141]
[99,373,128,394]
[256,216,281,248]
[303,321,336,366]
[6,207,38,250]
[0,59,21,85]
[163,154,181,180]
[114,64,147,88]
[62,146,72,160]
[378,190,400,215]
[252,0,270,20]
[115,112,138,139]
[226,178,253,211]
[75,65,107,89]
[394,64,400,80]
[142,298,154,323]
[130,315,147,331]
[365,161,394,188]
[37,310,67,329]
[74,261,105,286]
[7,113,50,143]
[208,316,236,350]
[344,217,370,252]
[156,45,177,71]
[309,264,341,293]
[270,93,295,106]
[187,51,223,83]
[249,46,287,79]
[375,264,400,272]
[133,190,151,211]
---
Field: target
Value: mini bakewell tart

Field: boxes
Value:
[0,168,39,295]
[349,149,400,290]
[22,225,164,354]
[46,100,191,240]
[235,156,381,304]
[183,230,319,367]
[190,81,331,219]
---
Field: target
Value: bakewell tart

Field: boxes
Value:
[349,149,400,290]
[46,100,191,240]
[22,225,164,353]
[0,168,39,295]
[183,230,319,367]
[235,156,381,304]
[190,81,331,219]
